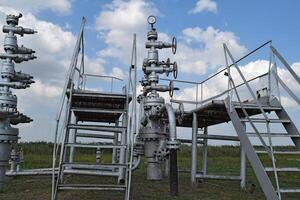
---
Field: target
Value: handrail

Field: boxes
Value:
[271,45,300,85]
[223,43,273,156]
[160,40,272,86]
[171,72,268,105]
[272,70,300,106]
[51,17,86,200]
[55,17,86,122]
[126,33,137,200]
[82,73,123,92]
[83,74,123,81]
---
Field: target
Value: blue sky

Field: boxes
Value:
[0,0,299,144]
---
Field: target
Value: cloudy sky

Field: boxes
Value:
[0,0,299,144]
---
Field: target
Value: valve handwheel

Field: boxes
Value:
[177,103,184,124]
[173,61,178,79]
[172,37,177,55]
[169,80,174,97]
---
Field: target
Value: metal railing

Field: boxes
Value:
[81,74,123,93]
[161,40,273,109]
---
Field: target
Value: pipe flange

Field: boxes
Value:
[166,139,180,150]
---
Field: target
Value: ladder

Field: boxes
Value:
[51,17,137,200]
[223,43,300,200]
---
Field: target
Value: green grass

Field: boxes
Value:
[0,142,299,199]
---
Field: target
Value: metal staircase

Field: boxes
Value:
[168,41,299,200]
[51,17,137,200]
[223,43,300,200]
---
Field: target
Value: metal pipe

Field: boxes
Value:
[164,103,177,141]
[164,103,178,196]
[202,127,208,176]
[240,122,246,189]
[191,112,198,185]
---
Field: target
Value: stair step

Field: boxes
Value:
[63,169,119,176]
[278,189,300,193]
[240,118,290,123]
[197,134,239,141]
[179,139,204,144]
[71,108,125,114]
[67,124,126,133]
[247,133,300,137]
[75,133,116,139]
[256,150,300,155]
[65,143,126,149]
[58,184,126,191]
[265,167,300,172]
[62,163,128,170]
[234,104,282,111]
[195,174,241,180]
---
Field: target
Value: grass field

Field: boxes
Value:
[0,142,299,200]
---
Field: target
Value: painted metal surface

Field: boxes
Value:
[0,13,36,191]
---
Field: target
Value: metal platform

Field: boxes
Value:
[70,90,131,123]
[178,97,281,128]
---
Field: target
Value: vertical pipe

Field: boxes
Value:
[240,145,246,189]
[196,84,198,108]
[267,43,272,101]
[170,149,178,196]
[240,122,246,189]
[112,119,119,164]
[191,112,198,185]
[69,116,78,163]
[118,113,127,183]
[164,158,169,177]
[202,127,208,176]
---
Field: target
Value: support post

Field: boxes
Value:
[191,112,198,185]
[69,116,78,163]
[118,113,127,183]
[202,127,208,176]
[170,149,178,196]
[164,158,169,177]
[240,122,246,189]
[112,119,119,164]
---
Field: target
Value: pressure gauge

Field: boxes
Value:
[147,15,156,25]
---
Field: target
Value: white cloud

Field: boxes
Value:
[189,0,218,14]
[95,0,158,64]
[0,0,72,14]
[177,26,247,75]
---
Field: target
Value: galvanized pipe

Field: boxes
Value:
[191,112,198,185]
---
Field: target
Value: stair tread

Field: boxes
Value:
[256,150,300,154]
[234,104,282,110]
[67,124,126,133]
[265,167,300,172]
[71,107,125,113]
[195,174,241,180]
[247,133,300,137]
[278,189,300,193]
[240,118,290,123]
[62,162,129,167]
[58,183,126,191]
[65,143,126,149]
